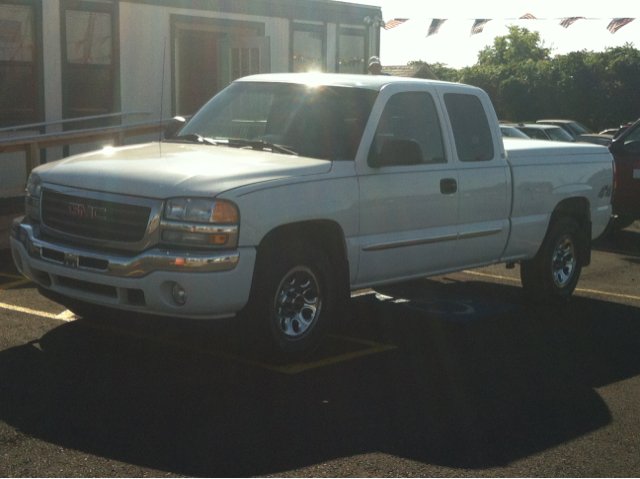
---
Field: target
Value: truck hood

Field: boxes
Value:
[34,142,332,198]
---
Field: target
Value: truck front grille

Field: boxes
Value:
[41,189,151,243]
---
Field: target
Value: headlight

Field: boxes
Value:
[25,173,42,220]
[164,198,238,224]
[161,198,239,248]
[26,173,42,197]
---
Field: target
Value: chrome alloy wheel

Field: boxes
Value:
[551,234,576,288]
[273,266,322,339]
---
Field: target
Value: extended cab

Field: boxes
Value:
[11,74,614,360]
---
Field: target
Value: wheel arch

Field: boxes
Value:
[256,219,351,294]
[548,196,592,266]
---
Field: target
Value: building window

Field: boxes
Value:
[0,2,38,127]
[292,23,324,72]
[337,28,365,74]
[61,0,118,128]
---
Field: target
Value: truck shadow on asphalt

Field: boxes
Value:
[593,226,640,258]
[1,280,639,476]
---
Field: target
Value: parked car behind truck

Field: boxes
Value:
[609,119,640,229]
[11,74,614,361]
[537,119,613,146]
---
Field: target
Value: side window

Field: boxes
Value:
[0,3,39,127]
[62,0,117,128]
[369,91,446,165]
[444,93,495,162]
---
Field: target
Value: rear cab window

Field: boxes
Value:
[444,93,495,162]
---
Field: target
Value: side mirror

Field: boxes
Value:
[164,116,187,140]
[368,138,423,168]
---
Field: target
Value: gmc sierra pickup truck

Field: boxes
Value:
[11,74,614,360]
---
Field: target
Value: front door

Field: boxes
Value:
[355,85,459,286]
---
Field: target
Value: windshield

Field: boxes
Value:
[547,127,575,142]
[567,122,592,135]
[178,81,378,161]
[501,126,530,139]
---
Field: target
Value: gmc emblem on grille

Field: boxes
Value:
[68,202,107,220]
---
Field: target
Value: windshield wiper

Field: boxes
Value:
[169,133,218,146]
[225,139,298,156]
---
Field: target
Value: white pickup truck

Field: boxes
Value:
[11,74,613,360]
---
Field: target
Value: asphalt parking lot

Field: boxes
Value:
[1,224,640,477]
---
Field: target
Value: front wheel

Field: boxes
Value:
[243,241,338,362]
[520,217,583,304]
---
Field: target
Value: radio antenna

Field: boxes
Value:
[159,36,167,154]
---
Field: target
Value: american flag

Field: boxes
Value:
[559,17,585,29]
[607,18,635,34]
[470,19,491,36]
[427,19,447,37]
[384,18,408,30]
[519,14,536,20]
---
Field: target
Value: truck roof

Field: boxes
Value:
[235,72,457,91]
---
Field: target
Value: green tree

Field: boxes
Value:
[478,26,551,66]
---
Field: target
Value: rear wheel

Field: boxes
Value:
[520,217,583,304]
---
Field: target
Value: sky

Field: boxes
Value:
[343,0,640,68]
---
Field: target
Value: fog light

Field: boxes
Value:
[172,283,187,306]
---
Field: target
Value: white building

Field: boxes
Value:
[0,0,382,197]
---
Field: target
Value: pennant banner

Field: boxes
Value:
[384,18,408,30]
[427,19,447,37]
[470,19,491,36]
[560,17,585,28]
[607,18,635,34]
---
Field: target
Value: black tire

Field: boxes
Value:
[520,217,583,304]
[243,240,338,362]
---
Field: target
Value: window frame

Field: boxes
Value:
[290,21,326,72]
[59,0,120,127]
[336,25,367,74]
[0,0,44,128]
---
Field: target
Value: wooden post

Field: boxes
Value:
[113,130,125,146]
[26,142,39,176]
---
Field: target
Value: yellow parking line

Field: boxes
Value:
[82,321,397,374]
[0,301,76,321]
[0,278,32,291]
[462,270,640,302]
[0,272,24,280]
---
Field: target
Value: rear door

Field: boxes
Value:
[435,86,511,269]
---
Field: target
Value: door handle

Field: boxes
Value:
[440,178,457,194]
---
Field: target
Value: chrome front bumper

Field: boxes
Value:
[12,218,239,278]
[10,217,255,319]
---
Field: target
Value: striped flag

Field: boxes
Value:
[520,13,536,20]
[470,19,491,36]
[384,18,408,30]
[607,18,635,34]
[559,17,585,28]
[427,19,447,37]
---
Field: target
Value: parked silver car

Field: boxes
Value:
[537,119,612,145]
[510,123,575,142]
